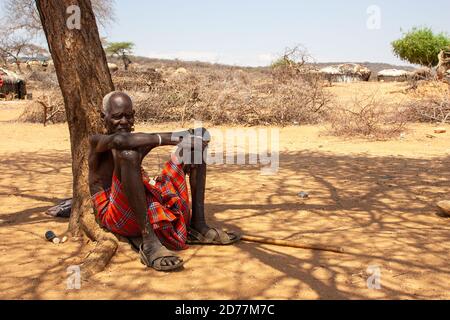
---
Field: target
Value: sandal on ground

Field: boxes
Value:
[187,227,241,245]
[139,244,184,271]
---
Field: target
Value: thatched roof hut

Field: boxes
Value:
[0,68,24,81]
[0,68,27,99]
[377,69,412,82]
[107,63,119,73]
[319,64,371,83]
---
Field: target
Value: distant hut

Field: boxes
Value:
[377,69,412,82]
[107,63,119,73]
[0,68,27,99]
[319,64,371,83]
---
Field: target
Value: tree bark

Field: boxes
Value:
[36,0,118,277]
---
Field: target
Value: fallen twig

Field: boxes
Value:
[242,235,346,254]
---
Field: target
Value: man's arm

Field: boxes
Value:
[89,131,201,153]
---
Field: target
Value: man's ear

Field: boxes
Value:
[100,111,106,120]
[131,110,136,132]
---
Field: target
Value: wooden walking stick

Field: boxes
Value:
[241,235,345,254]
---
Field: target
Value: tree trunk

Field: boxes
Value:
[122,54,131,71]
[14,58,22,74]
[36,0,118,277]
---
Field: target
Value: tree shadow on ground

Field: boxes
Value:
[0,150,449,299]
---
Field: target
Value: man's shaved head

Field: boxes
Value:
[102,91,135,134]
[102,91,133,115]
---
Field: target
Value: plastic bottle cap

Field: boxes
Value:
[45,231,56,241]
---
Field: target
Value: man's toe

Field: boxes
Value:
[161,258,169,267]
[166,257,179,266]
[228,231,238,241]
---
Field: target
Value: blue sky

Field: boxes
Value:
[103,0,450,66]
[0,0,448,66]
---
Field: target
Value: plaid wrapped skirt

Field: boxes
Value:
[91,160,191,250]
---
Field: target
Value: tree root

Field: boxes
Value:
[79,212,119,279]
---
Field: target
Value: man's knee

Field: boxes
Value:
[190,127,210,142]
[198,127,211,142]
[117,150,141,167]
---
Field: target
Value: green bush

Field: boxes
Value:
[392,27,450,67]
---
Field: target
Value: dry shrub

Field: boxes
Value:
[202,76,330,125]
[129,45,331,126]
[130,68,331,126]
[18,59,332,127]
[270,45,318,83]
[405,68,435,91]
[18,70,66,124]
[327,95,407,139]
[18,90,66,124]
[131,73,201,125]
[405,81,450,123]
[0,92,16,100]
[113,69,163,92]
[25,71,59,88]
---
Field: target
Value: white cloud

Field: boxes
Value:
[256,53,277,64]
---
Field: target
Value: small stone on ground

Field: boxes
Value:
[436,201,450,217]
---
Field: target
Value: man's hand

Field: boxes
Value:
[188,128,211,142]
[179,134,209,150]
[172,132,210,165]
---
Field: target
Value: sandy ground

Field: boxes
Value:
[0,82,449,300]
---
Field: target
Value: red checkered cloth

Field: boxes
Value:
[91,159,191,250]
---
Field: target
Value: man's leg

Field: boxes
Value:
[115,149,183,269]
[179,127,210,233]
[180,129,240,244]
[185,162,210,235]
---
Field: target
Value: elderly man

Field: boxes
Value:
[88,91,239,272]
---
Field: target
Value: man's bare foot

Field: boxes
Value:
[140,242,184,271]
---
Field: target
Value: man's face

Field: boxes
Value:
[103,94,135,134]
